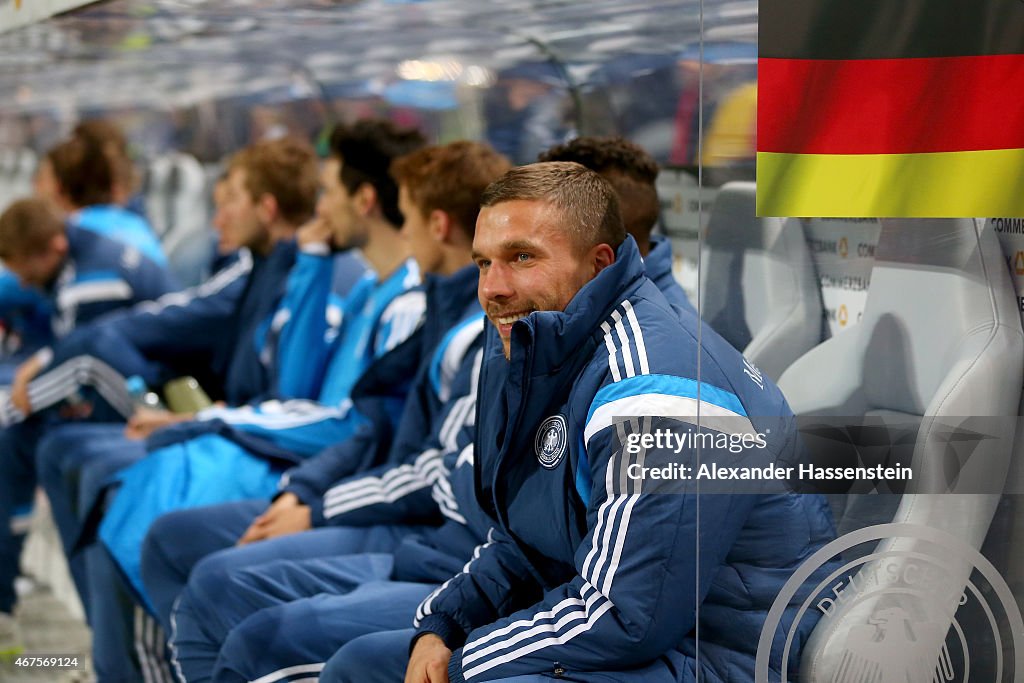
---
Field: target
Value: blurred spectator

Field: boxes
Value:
[485,62,575,164]
[670,44,757,182]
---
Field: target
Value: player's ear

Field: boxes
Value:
[256,193,279,224]
[50,232,70,256]
[589,243,616,276]
[353,183,377,217]
[429,209,452,243]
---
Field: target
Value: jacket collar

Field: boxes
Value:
[247,238,296,269]
[64,223,84,250]
[422,263,480,349]
[427,263,480,325]
[508,235,647,374]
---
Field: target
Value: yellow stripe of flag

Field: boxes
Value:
[756,149,1024,217]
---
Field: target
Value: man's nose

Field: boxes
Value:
[480,261,514,301]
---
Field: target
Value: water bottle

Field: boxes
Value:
[163,376,213,413]
[125,375,165,410]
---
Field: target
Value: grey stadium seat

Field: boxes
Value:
[145,152,213,287]
[777,218,1024,681]
[699,181,822,380]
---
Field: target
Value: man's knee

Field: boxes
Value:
[321,630,412,683]
[141,509,198,577]
[214,610,280,680]
[35,429,68,472]
[186,549,241,610]
[172,571,233,657]
[174,550,240,638]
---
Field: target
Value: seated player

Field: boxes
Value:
[0,196,174,657]
[36,132,165,265]
[145,140,510,683]
[155,138,713,683]
[321,162,837,683]
[27,135,326,681]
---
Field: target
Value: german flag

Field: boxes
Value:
[757,0,1024,217]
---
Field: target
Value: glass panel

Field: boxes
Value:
[693,3,1024,682]
[1,3,1018,682]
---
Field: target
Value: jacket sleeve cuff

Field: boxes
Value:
[299,243,330,256]
[415,614,467,652]
[31,346,53,370]
[279,479,316,506]
[447,649,466,683]
[307,497,325,527]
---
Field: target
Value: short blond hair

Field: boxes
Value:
[481,162,625,251]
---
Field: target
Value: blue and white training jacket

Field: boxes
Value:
[0,205,165,360]
[42,225,175,341]
[71,204,166,267]
[0,226,176,423]
[48,240,308,412]
[412,237,838,683]
[286,273,484,529]
[188,255,422,457]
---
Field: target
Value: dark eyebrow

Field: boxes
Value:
[500,240,539,252]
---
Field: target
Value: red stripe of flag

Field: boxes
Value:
[758,53,1024,155]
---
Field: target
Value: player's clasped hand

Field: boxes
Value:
[406,634,451,683]
[237,492,312,545]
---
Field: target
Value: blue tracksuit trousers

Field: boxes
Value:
[141,499,265,632]
[35,422,142,618]
[0,421,39,614]
[322,628,692,683]
[168,523,425,683]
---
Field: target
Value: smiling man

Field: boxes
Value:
[322,162,835,683]
[474,190,616,358]
[475,196,615,357]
